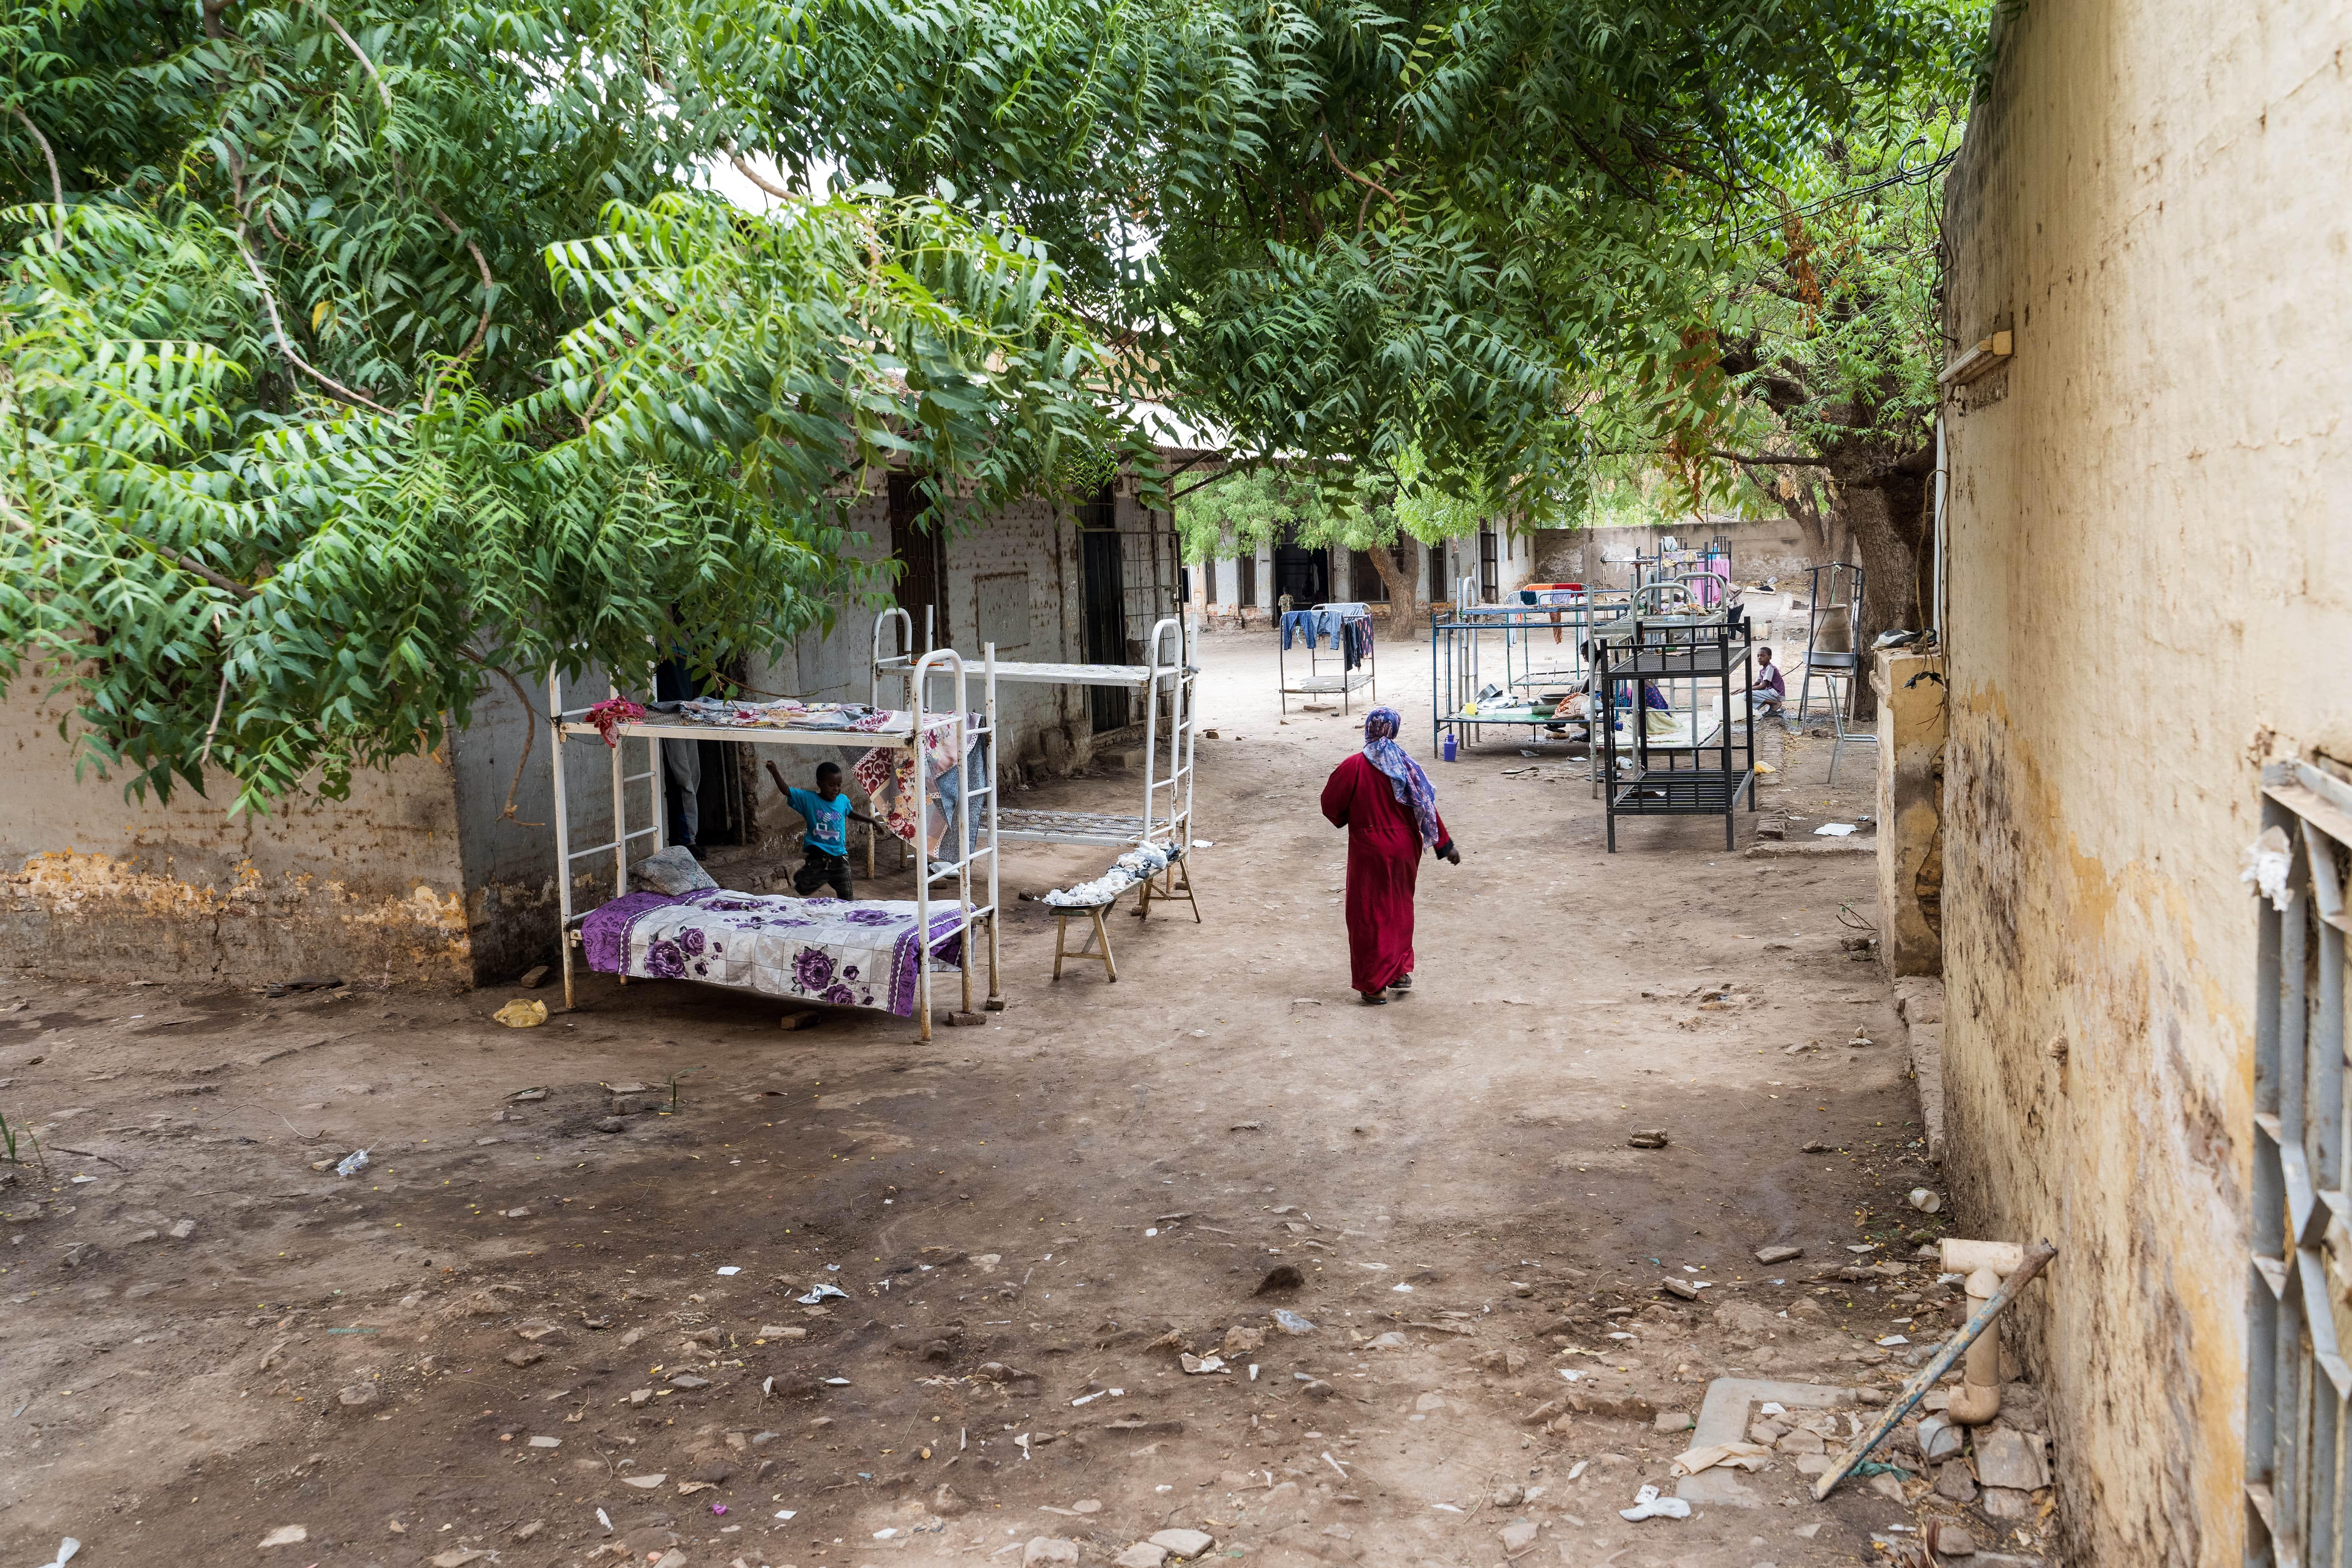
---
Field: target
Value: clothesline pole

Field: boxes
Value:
[549,667,576,1012]
[985,642,1002,1009]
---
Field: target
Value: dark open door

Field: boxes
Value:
[1079,487,1129,732]
[889,472,948,649]
[1478,526,1499,601]
[1273,540,1328,606]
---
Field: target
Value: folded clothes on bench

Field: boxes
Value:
[1043,842,1173,908]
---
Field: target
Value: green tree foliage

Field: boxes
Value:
[724,0,1972,525]
[0,0,1143,809]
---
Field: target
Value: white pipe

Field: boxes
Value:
[549,668,575,1011]
[1931,411,1949,638]
[1940,1237,2027,1423]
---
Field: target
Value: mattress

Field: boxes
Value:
[582,888,966,1017]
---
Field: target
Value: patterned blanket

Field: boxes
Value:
[581,888,966,1017]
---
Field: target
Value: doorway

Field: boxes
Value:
[1079,488,1129,733]
[1273,541,1329,607]
[1478,526,1499,601]
[889,471,948,649]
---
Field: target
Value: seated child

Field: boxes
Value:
[768,760,880,898]
[1755,647,1788,717]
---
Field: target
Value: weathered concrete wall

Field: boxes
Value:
[0,697,473,989]
[1938,5,2352,1563]
[1532,515,1825,589]
[1873,647,1946,980]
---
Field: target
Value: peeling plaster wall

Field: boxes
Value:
[0,697,473,989]
[1939,5,2352,1563]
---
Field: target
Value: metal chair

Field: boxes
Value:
[1796,562,1864,724]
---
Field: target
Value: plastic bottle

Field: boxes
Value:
[1441,732,1458,763]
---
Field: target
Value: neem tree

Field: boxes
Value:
[0,0,1150,810]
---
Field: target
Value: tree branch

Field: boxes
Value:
[302,0,393,110]
[730,154,794,201]
[233,219,398,415]
[1321,130,1398,228]
[8,108,63,230]
[1710,449,1829,467]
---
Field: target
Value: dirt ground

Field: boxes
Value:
[0,602,2049,1568]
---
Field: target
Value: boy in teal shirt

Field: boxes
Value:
[767,761,879,898]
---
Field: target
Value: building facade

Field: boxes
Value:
[1936,3,2352,1563]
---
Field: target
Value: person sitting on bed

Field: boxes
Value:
[770,761,879,898]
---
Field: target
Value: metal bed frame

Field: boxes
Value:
[1277,601,1377,715]
[1592,600,1757,850]
[1430,576,1628,763]
[872,608,1198,852]
[546,648,1001,1040]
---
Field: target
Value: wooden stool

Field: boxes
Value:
[1132,846,1201,924]
[1051,902,1117,982]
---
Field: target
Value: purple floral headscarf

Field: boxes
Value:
[1362,707,1443,845]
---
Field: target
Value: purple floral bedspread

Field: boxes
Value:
[580,888,966,1017]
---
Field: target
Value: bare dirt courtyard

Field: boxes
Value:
[0,611,2043,1568]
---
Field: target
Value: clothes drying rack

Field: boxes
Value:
[1277,601,1377,715]
[545,648,1001,1040]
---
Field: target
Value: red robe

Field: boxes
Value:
[1320,751,1449,994]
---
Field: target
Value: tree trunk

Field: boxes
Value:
[1364,539,1423,644]
[1826,452,1931,723]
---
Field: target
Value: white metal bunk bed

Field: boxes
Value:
[546,648,1001,1042]
[870,608,1197,853]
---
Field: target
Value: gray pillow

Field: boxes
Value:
[629,845,718,895]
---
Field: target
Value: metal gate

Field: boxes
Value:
[2248,759,2352,1564]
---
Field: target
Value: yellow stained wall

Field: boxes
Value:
[1940,3,2352,1562]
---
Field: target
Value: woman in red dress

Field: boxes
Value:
[1320,706,1460,1004]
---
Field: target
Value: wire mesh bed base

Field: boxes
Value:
[997,808,1155,847]
[1283,670,1375,694]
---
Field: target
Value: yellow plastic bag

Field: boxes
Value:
[493,999,548,1028]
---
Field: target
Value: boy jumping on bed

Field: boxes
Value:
[766,760,879,898]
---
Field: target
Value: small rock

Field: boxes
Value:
[1253,1264,1304,1295]
[1221,1325,1266,1357]
[432,1550,487,1568]
[1926,1520,1978,1556]
[1800,1140,1834,1153]
[1115,1547,1168,1568]
[1149,1528,1216,1559]
[1023,1538,1081,1566]
[1367,1331,1409,1350]
[1933,1459,1979,1503]
[1490,1484,1526,1507]
[1073,1499,1103,1515]
[1652,1410,1693,1434]
[1974,1426,2050,1490]
[1269,1309,1318,1335]
[336,1382,380,1409]
[922,1339,953,1361]
[168,1218,196,1239]
[1627,1129,1669,1149]
[1297,1378,1336,1401]
[1500,1518,1539,1553]
[1980,1485,2034,1520]
[1867,1472,1908,1501]
[1472,1347,1528,1375]
[668,1373,712,1389]
[1915,1412,1963,1461]
[513,1519,546,1541]
[931,1483,969,1517]
[1660,1277,1700,1301]
[60,1241,98,1267]
[505,1348,544,1367]
[596,1117,625,1133]
[257,1524,310,1549]
[1775,1429,1824,1455]
[1414,1392,1446,1413]
[1754,1244,1803,1265]
[519,965,550,989]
